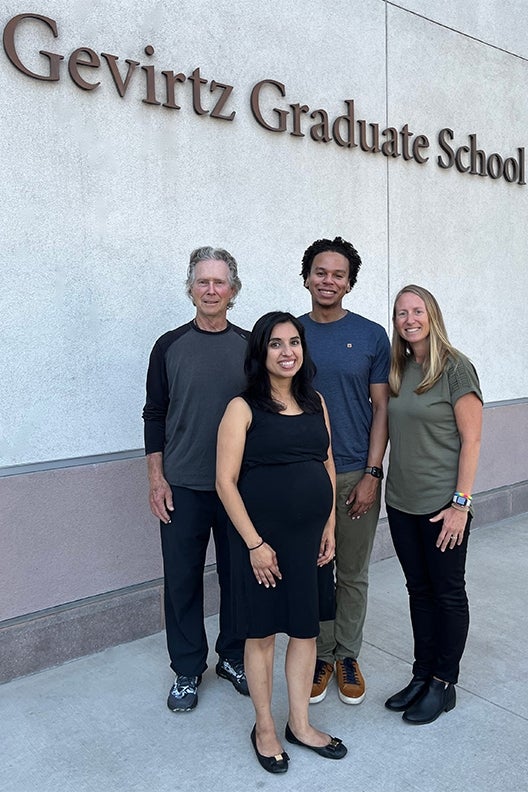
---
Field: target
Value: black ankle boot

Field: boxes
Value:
[384,676,430,712]
[402,677,456,724]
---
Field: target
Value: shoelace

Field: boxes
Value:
[340,659,360,684]
[228,661,245,680]
[314,661,329,683]
[175,676,198,695]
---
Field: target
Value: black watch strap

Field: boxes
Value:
[365,466,384,480]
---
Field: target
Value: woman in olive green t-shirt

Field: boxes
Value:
[384,285,483,725]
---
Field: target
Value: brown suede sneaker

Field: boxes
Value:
[336,658,366,704]
[309,659,334,703]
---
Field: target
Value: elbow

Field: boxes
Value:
[461,435,481,449]
[215,474,231,501]
[215,473,238,502]
[215,475,225,497]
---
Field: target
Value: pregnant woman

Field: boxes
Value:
[216,311,347,774]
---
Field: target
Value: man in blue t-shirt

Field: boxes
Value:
[298,236,390,706]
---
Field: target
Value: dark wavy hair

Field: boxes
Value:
[300,236,362,290]
[243,311,322,414]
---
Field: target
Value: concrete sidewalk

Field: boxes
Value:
[2,514,527,792]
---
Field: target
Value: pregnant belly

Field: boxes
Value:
[239,460,333,530]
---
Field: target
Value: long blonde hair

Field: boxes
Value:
[389,285,458,396]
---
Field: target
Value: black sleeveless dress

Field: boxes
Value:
[229,404,334,639]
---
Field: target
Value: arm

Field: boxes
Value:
[147,452,173,524]
[216,398,282,588]
[318,395,336,566]
[143,339,173,523]
[346,382,389,519]
[430,392,483,551]
[143,339,169,456]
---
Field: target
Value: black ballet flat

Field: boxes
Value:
[250,725,289,774]
[285,722,347,759]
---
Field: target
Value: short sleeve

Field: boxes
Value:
[369,328,391,384]
[447,354,483,406]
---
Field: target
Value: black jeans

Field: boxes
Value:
[160,486,244,677]
[386,504,472,684]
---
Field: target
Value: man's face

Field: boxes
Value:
[304,251,350,310]
[190,259,236,322]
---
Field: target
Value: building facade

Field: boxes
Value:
[1,1,527,682]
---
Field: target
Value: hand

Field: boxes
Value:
[317,522,336,566]
[346,474,379,519]
[430,507,468,552]
[250,543,282,588]
[148,475,174,523]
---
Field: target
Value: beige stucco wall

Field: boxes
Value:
[1,2,527,664]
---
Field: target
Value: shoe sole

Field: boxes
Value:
[309,671,333,704]
[309,689,327,704]
[338,689,366,705]
[167,701,197,712]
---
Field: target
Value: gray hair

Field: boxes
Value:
[185,246,242,309]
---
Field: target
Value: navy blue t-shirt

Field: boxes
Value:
[299,311,390,473]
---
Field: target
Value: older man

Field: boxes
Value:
[143,246,249,711]
[298,236,390,706]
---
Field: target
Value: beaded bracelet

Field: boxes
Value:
[248,539,264,551]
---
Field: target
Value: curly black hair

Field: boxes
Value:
[300,236,362,290]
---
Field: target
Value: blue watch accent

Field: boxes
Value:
[452,494,471,507]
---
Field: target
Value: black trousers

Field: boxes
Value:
[386,504,472,684]
[160,486,244,676]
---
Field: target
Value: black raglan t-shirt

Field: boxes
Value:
[143,321,248,490]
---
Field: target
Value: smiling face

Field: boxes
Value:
[304,250,350,311]
[265,321,304,382]
[394,291,431,350]
[189,259,236,323]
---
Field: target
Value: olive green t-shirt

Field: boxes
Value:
[386,353,482,515]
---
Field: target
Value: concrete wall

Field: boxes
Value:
[1,1,527,681]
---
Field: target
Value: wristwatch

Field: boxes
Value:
[365,466,384,480]
[452,493,471,508]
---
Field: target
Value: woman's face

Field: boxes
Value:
[265,321,304,380]
[394,292,430,346]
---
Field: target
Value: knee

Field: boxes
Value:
[437,587,468,612]
[289,636,316,649]
[247,635,276,652]
[406,580,433,602]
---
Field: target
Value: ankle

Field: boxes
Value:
[255,719,276,737]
